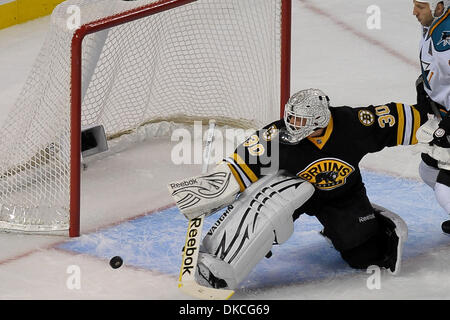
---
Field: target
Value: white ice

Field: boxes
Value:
[0,0,449,300]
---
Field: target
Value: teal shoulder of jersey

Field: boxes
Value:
[431,9,450,52]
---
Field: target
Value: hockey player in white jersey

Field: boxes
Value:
[413,0,450,234]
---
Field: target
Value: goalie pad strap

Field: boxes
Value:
[198,171,315,289]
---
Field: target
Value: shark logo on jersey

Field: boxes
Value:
[437,31,450,47]
[297,158,355,190]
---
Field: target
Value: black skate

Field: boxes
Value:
[442,220,450,234]
[372,204,408,275]
[196,259,228,289]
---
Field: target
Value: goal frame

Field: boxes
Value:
[69,0,292,237]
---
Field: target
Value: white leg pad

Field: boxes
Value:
[198,171,314,289]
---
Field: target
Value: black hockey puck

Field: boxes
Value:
[442,220,450,234]
[110,256,123,269]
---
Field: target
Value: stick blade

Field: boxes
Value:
[178,280,234,300]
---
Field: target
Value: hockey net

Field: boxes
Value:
[0,0,291,236]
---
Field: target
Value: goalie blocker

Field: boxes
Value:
[168,163,241,220]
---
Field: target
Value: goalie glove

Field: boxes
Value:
[168,163,240,220]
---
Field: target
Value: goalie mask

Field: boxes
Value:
[283,88,331,144]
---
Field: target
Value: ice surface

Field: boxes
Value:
[0,0,448,300]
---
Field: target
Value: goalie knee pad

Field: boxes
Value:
[196,171,314,289]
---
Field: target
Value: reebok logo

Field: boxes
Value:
[359,213,375,223]
[181,217,202,276]
[170,179,198,189]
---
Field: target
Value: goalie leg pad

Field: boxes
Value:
[197,171,315,289]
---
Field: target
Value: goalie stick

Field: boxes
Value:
[177,120,235,300]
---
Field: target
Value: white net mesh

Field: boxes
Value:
[0,0,284,233]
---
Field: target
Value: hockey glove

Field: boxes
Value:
[168,162,240,220]
[432,115,450,148]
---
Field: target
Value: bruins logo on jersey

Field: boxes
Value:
[297,158,355,190]
[262,124,278,141]
[358,110,375,126]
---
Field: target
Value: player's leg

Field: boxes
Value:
[419,156,439,189]
[337,208,407,274]
[315,191,407,275]
[195,171,314,289]
[436,169,450,234]
[419,157,450,234]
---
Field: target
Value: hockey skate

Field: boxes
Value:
[194,251,240,291]
[196,259,228,290]
[442,220,450,234]
[373,205,408,275]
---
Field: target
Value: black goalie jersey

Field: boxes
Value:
[225,102,428,203]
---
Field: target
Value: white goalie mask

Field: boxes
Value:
[283,88,331,143]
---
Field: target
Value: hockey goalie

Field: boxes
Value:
[168,88,431,290]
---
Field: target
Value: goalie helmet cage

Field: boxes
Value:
[0,0,292,237]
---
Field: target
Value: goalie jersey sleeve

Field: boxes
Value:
[225,102,428,196]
